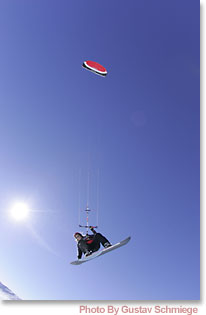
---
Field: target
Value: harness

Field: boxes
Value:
[84,235,94,245]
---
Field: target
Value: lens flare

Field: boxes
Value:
[10,202,30,221]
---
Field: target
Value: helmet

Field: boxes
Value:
[74,232,83,238]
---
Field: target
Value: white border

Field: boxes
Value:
[0,1,204,314]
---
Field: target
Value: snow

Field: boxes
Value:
[0,281,21,300]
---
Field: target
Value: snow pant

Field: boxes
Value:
[78,233,110,254]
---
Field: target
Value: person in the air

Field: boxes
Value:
[74,226,112,259]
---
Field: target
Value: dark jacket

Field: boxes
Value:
[77,229,96,259]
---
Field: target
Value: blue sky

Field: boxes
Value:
[0,0,199,300]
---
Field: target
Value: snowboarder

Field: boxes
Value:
[74,227,112,259]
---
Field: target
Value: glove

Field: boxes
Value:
[89,226,97,234]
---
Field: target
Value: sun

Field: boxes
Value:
[10,202,30,221]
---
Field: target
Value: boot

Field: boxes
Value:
[104,242,112,248]
[85,250,93,257]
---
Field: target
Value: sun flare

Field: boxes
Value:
[10,202,30,221]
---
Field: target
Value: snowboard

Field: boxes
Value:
[70,236,131,265]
